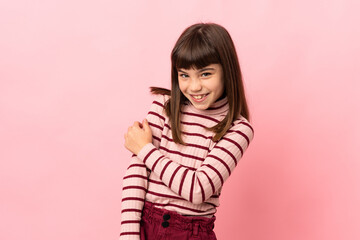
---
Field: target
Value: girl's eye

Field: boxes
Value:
[201,72,211,77]
[179,73,188,78]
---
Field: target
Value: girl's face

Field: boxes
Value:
[178,64,224,110]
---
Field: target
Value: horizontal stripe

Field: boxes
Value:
[121,220,141,224]
[222,136,243,156]
[164,123,214,140]
[182,131,214,140]
[120,232,140,236]
[227,129,250,145]
[159,146,204,161]
[146,189,219,204]
[164,123,214,142]
[207,154,231,175]
[122,186,147,192]
[122,197,144,202]
[121,209,142,213]
[181,121,208,129]
[153,135,161,142]
[181,111,220,123]
[153,100,164,108]
[241,121,254,133]
[127,164,146,170]
[148,110,165,121]
[162,134,210,151]
[147,190,184,200]
[149,178,166,186]
[150,202,212,214]
[123,174,147,180]
[148,122,163,131]
[212,146,237,166]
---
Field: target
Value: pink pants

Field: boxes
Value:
[140,201,217,240]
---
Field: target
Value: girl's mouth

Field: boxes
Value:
[190,93,209,102]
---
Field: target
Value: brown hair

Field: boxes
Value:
[150,22,250,145]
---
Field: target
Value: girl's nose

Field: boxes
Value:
[190,79,202,91]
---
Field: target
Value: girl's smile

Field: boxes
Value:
[178,64,224,110]
[190,93,209,102]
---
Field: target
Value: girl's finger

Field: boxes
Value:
[143,119,151,132]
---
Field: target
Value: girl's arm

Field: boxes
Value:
[119,94,166,239]
[119,156,149,239]
[136,120,254,204]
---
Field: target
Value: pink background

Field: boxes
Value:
[1,0,359,239]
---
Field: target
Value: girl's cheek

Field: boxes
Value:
[208,78,222,89]
[178,82,187,91]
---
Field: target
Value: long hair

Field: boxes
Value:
[150,23,250,145]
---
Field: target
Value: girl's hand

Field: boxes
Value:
[124,119,153,155]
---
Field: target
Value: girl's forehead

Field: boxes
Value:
[177,64,220,71]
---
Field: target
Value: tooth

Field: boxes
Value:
[194,95,203,99]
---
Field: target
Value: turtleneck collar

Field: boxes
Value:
[184,96,229,116]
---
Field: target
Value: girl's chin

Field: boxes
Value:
[191,101,211,110]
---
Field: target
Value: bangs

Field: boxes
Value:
[174,33,220,70]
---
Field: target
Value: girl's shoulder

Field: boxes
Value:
[151,93,170,106]
[229,115,254,138]
[233,115,251,125]
[148,94,171,119]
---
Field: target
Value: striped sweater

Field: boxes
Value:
[119,93,254,239]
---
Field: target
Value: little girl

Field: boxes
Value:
[120,22,254,240]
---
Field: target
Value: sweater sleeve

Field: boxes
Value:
[119,94,166,239]
[136,120,254,204]
[119,156,149,240]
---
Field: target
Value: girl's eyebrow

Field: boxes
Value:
[198,67,215,72]
[178,67,215,73]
